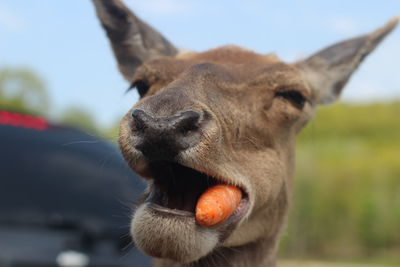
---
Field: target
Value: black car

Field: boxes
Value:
[0,110,151,267]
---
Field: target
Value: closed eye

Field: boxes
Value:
[275,89,307,109]
[128,80,150,98]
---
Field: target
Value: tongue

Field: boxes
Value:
[195,184,242,227]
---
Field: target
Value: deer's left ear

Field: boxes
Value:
[92,0,178,82]
[297,17,399,105]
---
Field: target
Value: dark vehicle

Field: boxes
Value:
[0,110,151,267]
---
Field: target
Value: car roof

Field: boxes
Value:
[0,110,145,238]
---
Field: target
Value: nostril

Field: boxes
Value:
[130,109,203,134]
[131,109,149,131]
[130,109,206,161]
[175,111,201,134]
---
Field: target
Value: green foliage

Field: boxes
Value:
[0,67,105,137]
[103,119,121,143]
[0,68,49,115]
[59,107,100,135]
[280,102,400,264]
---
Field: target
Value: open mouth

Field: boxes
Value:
[144,161,249,226]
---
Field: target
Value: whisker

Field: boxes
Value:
[61,140,99,146]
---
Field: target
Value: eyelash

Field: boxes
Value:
[275,89,307,109]
[129,80,150,98]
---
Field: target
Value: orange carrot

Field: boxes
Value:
[195,184,242,227]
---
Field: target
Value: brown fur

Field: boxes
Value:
[119,46,310,266]
[93,1,399,266]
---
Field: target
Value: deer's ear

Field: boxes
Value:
[297,17,398,105]
[92,0,178,81]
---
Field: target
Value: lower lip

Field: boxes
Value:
[218,197,250,227]
[145,195,250,227]
[147,202,194,217]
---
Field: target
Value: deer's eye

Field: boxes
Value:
[275,89,307,109]
[129,80,150,98]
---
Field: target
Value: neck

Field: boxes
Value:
[154,238,278,267]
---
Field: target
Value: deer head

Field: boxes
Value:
[93,1,398,265]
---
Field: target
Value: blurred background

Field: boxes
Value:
[1,0,399,266]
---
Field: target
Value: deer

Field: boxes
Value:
[92,1,398,266]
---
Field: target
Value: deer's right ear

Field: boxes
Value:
[92,0,178,81]
[297,17,398,105]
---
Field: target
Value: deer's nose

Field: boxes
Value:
[130,109,204,160]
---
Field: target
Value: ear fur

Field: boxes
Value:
[297,17,399,104]
[92,0,178,81]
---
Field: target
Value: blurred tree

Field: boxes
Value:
[103,119,121,143]
[0,68,49,115]
[60,107,100,135]
[280,102,400,264]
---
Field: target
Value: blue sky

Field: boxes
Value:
[1,0,399,126]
